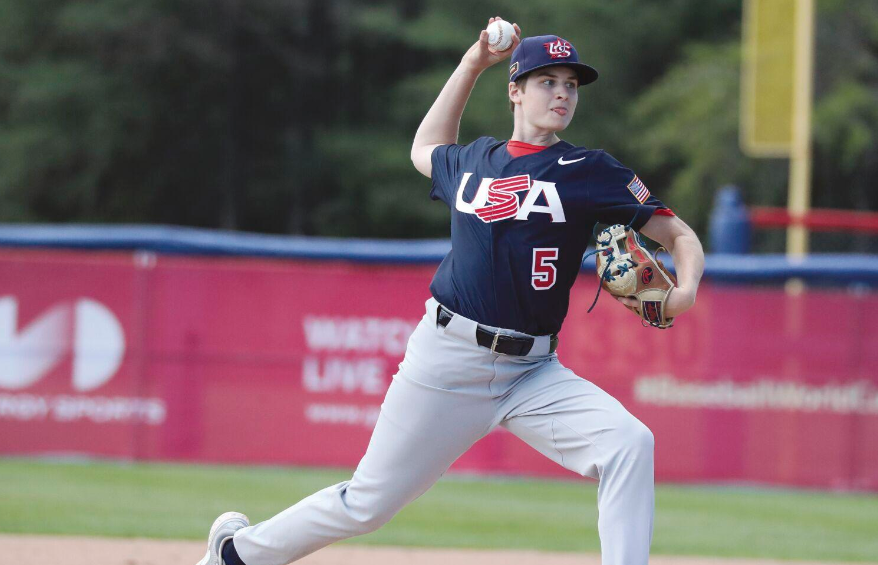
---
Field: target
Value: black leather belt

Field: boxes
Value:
[437,304,558,356]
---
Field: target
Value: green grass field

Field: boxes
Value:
[3,458,877,562]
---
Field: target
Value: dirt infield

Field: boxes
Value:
[5,534,868,565]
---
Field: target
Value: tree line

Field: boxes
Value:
[1,0,876,251]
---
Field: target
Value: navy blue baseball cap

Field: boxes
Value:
[508,35,598,86]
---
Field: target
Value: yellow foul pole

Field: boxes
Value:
[786,0,815,256]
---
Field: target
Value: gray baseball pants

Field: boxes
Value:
[234,297,655,565]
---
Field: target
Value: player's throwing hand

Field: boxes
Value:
[461,17,521,73]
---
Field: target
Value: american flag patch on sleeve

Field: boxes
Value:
[627,175,650,203]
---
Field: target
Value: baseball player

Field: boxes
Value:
[197,18,704,565]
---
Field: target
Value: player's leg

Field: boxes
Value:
[230,301,497,565]
[498,358,654,565]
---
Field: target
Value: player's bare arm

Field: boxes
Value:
[624,213,704,319]
[411,17,521,178]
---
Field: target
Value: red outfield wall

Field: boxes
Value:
[1,248,876,489]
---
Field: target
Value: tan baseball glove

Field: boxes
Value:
[591,224,677,328]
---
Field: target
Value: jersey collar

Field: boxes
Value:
[503,139,574,163]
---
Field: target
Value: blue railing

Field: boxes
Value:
[1,224,876,285]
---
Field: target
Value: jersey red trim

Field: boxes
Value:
[506,141,549,158]
[654,208,676,217]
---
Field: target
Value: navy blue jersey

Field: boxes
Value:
[429,136,668,336]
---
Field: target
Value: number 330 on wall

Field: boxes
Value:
[531,248,558,290]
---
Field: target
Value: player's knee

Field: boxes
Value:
[355,504,397,533]
[615,416,654,461]
[632,421,655,457]
[339,482,399,534]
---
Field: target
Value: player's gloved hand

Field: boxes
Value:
[461,17,521,73]
[591,224,680,329]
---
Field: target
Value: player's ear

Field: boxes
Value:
[508,81,522,109]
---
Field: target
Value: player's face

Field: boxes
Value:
[520,67,579,132]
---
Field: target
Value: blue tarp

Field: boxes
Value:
[1,224,876,285]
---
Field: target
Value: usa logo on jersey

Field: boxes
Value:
[455,173,567,223]
[627,175,650,203]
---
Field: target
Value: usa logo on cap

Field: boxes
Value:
[509,35,599,86]
[544,38,572,59]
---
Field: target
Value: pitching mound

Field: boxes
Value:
[3,534,858,565]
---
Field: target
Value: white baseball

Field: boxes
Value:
[486,20,515,52]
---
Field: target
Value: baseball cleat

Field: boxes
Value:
[195,511,249,565]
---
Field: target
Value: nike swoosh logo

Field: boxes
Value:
[558,156,586,165]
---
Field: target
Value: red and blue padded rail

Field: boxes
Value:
[750,207,878,234]
[0,224,876,285]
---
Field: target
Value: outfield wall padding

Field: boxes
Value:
[1,247,876,490]
[1,224,877,284]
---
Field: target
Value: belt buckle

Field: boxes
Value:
[490,331,503,355]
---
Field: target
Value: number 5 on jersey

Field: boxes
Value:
[532,248,558,290]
